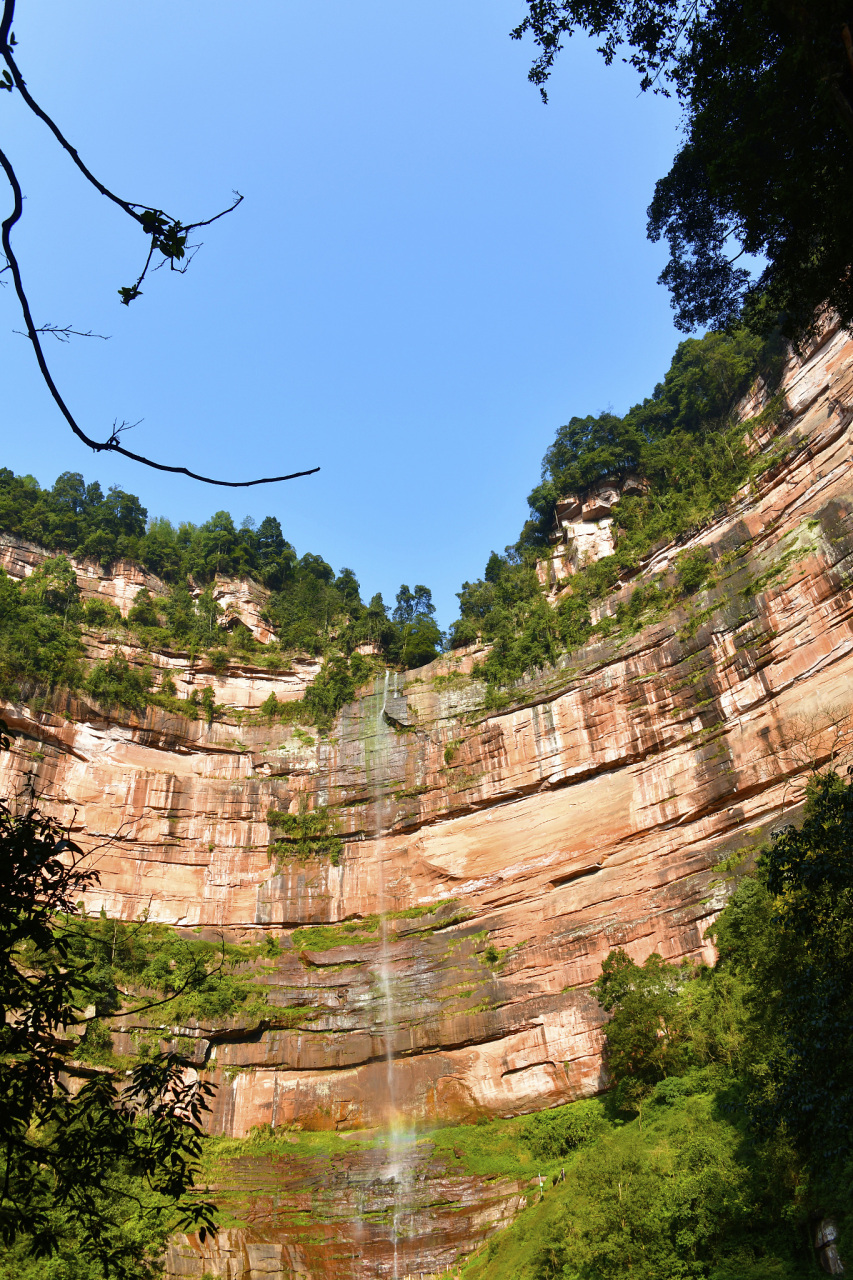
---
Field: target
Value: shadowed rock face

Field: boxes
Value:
[3,323,853,1275]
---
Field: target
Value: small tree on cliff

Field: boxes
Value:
[391,584,443,668]
[0,725,216,1277]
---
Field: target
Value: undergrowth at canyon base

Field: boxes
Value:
[456,772,853,1279]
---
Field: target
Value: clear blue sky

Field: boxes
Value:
[1,1,683,628]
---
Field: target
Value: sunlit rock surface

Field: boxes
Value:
[3,321,853,1276]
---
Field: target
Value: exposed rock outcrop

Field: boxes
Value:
[3,321,853,1276]
[537,474,647,587]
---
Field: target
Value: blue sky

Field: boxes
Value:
[1,1,683,628]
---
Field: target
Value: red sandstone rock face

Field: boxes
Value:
[4,325,853,1275]
[165,1138,529,1279]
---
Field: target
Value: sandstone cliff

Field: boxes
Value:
[3,321,853,1277]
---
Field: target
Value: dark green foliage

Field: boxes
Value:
[524,1102,603,1162]
[199,685,217,726]
[730,773,853,1174]
[468,778,853,1280]
[523,327,783,553]
[85,651,152,714]
[593,950,690,1113]
[0,471,147,569]
[126,587,159,629]
[451,326,786,696]
[0,470,441,721]
[0,559,84,701]
[61,909,278,1029]
[536,411,643,498]
[396,613,444,669]
[453,551,557,679]
[519,773,853,1278]
[258,691,280,720]
[386,582,444,667]
[263,561,361,656]
[267,803,341,866]
[392,583,436,624]
[302,652,373,732]
[676,547,713,596]
[0,798,216,1277]
[512,0,853,342]
[527,1101,807,1280]
[82,597,125,630]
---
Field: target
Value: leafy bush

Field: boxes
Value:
[60,908,279,1029]
[593,950,691,1114]
[524,1101,603,1161]
[85,652,152,714]
[267,803,341,866]
[302,652,374,732]
[0,560,85,701]
[82,597,126,629]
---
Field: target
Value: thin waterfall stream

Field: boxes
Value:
[371,670,407,1278]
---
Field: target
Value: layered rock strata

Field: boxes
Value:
[2,322,853,1276]
[166,1137,529,1280]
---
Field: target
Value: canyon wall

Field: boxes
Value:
[3,322,853,1276]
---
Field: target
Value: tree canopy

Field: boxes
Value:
[0,786,216,1277]
[513,0,853,339]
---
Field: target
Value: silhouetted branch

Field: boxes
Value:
[13,323,110,342]
[0,0,319,487]
[0,146,319,486]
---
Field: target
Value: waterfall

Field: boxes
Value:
[372,670,405,1278]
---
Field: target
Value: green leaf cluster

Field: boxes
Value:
[58,910,279,1032]
[267,803,341,867]
[0,799,218,1278]
[0,558,84,701]
[513,0,853,340]
[0,468,443,672]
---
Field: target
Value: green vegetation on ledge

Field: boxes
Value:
[450,325,792,697]
[46,912,283,1066]
[267,802,342,867]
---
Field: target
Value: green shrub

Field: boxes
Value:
[523,1101,605,1162]
[85,652,152,714]
[126,587,161,629]
[199,685,217,726]
[0,561,85,701]
[82,597,125,629]
[676,546,714,595]
[267,803,341,866]
[302,652,373,732]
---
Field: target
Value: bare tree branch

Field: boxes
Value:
[0,0,320,487]
[13,322,110,342]
[777,702,853,812]
[0,147,320,486]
